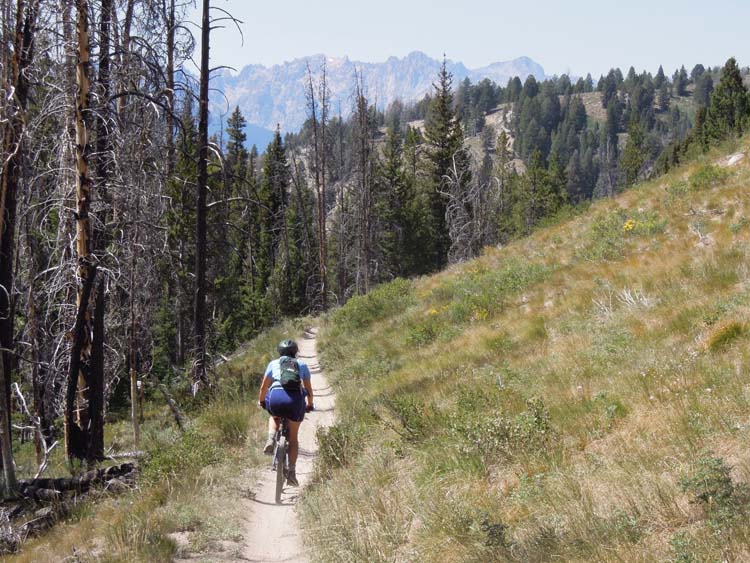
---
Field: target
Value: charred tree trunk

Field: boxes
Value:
[305,64,328,309]
[0,0,38,495]
[65,0,97,464]
[193,0,210,392]
[354,73,372,295]
[116,0,134,117]
[81,0,113,466]
[87,279,105,464]
[26,230,53,457]
[128,200,140,445]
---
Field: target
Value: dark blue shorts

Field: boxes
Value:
[265,386,306,422]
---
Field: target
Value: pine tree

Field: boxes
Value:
[690,64,706,83]
[621,119,646,186]
[377,126,419,276]
[215,106,249,349]
[257,129,290,291]
[693,74,714,108]
[654,65,666,89]
[423,59,467,270]
[672,65,689,96]
[601,70,619,108]
[706,57,749,141]
[225,106,248,182]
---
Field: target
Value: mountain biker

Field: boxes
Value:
[258,339,314,486]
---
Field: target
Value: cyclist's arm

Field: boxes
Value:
[303,379,313,408]
[258,375,272,406]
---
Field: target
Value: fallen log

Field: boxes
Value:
[157,384,186,431]
[17,462,137,495]
[0,462,138,554]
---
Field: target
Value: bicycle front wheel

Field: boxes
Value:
[275,436,286,504]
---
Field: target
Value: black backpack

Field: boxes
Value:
[279,356,302,390]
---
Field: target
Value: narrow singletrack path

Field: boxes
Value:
[241,327,335,562]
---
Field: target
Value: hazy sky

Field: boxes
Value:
[189,0,749,78]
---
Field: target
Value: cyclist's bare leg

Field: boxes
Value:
[287,420,301,466]
[268,416,280,435]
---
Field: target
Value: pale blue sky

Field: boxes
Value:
[189,0,749,78]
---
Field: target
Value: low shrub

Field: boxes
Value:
[451,397,552,462]
[689,164,729,190]
[706,321,747,352]
[669,531,698,563]
[315,420,366,477]
[582,211,627,261]
[383,395,436,442]
[328,278,414,332]
[680,456,748,527]
[143,428,222,483]
[440,258,551,323]
[202,401,251,446]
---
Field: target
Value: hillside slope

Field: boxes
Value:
[302,139,750,562]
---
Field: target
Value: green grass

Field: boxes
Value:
[301,139,750,562]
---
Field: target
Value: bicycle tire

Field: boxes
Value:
[275,436,286,504]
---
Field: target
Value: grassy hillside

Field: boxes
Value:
[302,139,750,562]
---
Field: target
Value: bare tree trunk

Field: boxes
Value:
[0,358,16,497]
[65,0,96,463]
[193,0,210,392]
[305,63,328,309]
[128,200,140,445]
[0,0,38,490]
[116,0,134,117]
[319,64,329,307]
[165,0,175,173]
[353,72,372,295]
[82,0,113,467]
[88,278,105,464]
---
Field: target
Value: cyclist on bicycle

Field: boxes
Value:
[258,339,314,486]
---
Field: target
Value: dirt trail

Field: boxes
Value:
[241,326,335,562]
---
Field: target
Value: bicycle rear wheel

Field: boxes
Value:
[275,436,286,504]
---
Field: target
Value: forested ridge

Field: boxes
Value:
[1,0,750,555]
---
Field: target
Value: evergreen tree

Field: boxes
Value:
[690,64,706,83]
[693,74,714,108]
[601,70,619,108]
[706,57,749,140]
[654,65,666,89]
[506,77,523,102]
[584,73,594,92]
[225,106,248,180]
[423,60,467,270]
[621,119,646,186]
[377,126,420,276]
[658,82,671,111]
[673,65,689,96]
[257,129,290,290]
[214,106,250,349]
[692,105,709,153]
[273,188,311,317]
[157,102,198,369]
[522,75,539,98]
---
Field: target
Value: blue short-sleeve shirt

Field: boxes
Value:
[264,357,311,389]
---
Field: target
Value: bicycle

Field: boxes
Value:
[270,417,290,504]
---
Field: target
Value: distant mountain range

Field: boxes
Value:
[209,51,546,148]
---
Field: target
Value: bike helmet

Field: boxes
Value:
[277,339,298,357]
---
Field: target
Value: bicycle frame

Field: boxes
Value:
[271,417,289,503]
